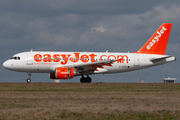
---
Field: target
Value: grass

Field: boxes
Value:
[0,83,180,119]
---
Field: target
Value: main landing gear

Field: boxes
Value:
[26,72,31,83]
[80,75,92,83]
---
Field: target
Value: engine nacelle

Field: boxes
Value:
[50,68,75,79]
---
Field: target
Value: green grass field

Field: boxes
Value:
[0,83,180,120]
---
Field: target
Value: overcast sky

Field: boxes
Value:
[1,0,180,83]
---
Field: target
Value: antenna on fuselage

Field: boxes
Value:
[106,50,108,53]
[30,49,33,52]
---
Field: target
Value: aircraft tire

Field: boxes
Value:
[80,77,86,83]
[26,79,31,83]
[86,77,92,83]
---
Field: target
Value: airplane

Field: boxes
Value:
[3,23,176,83]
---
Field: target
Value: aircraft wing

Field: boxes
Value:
[68,60,115,67]
[69,60,116,74]
[50,59,120,74]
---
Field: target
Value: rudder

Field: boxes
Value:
[135,23,172,55]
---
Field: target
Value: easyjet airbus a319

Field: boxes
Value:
[3,23,176,83]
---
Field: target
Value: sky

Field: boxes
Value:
[1,0,180,83]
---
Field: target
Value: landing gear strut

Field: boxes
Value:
[80,75,92,83]
[26,72,31,83]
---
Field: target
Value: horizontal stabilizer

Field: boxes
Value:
[150,56,176,63]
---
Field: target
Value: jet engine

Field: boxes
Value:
[50,68,76,79]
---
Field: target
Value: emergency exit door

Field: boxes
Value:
[134,55,140,66]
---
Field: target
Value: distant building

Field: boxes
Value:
[54,79,60,83]
[163,77,177,83]
[141,79,145,83]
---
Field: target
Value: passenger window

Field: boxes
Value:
[18,57,20,60]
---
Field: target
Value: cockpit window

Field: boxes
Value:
[11,56,20,60]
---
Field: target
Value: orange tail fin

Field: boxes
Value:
[135,23,173,55]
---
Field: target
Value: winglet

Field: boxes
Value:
[134,23,173,55]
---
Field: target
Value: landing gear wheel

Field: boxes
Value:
[80,77,86,83]
[86,77,92,83]
[26,79,31,83]
[80,77,92,83]
[27,72,31,83]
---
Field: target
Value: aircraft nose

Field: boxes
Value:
[3,60,11,69]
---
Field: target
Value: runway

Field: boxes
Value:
[0,83,179,120]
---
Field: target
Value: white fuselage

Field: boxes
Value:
[3,51,175,75]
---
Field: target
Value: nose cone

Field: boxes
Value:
[3,60,11,70]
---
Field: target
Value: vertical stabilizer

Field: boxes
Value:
[135,23,172,55]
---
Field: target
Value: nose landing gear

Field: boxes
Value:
[26,78,31,83]
[26,72,31,83]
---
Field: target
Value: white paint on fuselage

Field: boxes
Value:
[3,51,175,75]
